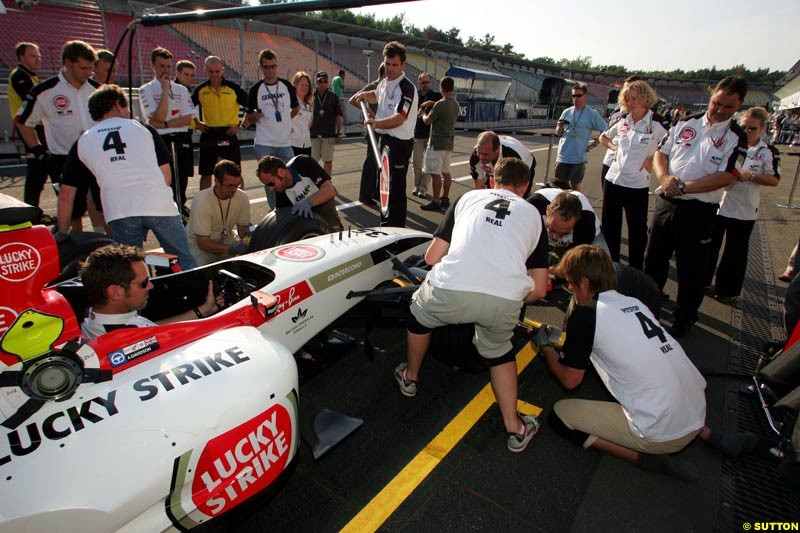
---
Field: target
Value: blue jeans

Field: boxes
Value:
[109,215,199,270]
[254,144,294,210]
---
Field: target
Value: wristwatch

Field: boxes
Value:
[677,182,685,192]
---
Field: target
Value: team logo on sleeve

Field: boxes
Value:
[679,127,696,142]
[400,99,412,117]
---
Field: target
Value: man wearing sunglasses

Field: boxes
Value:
[247,49,299,211]
[256,154,341,231]
[554,83,606,191]
[80,244,220,339]
[57,85,198,270]
[310,71,344,177]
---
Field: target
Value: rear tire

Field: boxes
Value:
[57,231,116,281]
[248,207,332,252]
[428,324,488,373]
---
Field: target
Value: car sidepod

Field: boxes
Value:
[0,326,299,532]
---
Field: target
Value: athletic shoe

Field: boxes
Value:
[394,363,417,397]
[507,413,540,453]
[668,318,696,338]
[714,294,740,306]
[415,191,428,199]
[420,201,443,212]
[440,197,450,208]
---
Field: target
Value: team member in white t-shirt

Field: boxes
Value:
[80,244,219,339]
[352,41,419,228]
[247,49,299,211]
[395,158,549,453]
[599,80,669,270]
[139,47,196,217]
[186,159,251,266]
[58,85,198,270]
[16,40,103,233]
[705,107,780,301]
[536,245,751,480]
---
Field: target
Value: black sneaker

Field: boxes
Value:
[668,318,696,338]
[440,197,450,208]
[420,201,443,211]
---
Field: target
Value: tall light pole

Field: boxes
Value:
[362,49,374,81]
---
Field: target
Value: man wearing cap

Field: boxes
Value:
[310,71,343,177]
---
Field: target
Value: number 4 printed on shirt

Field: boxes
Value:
[484,199,511,220]
[635,311,667,344]
[103,131,127,155]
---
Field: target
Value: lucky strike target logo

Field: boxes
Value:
[680,127,696,142]
[619,123,630,135]
[273,244,325,262]
[192,404,293,516]
[53,95,70,111]
[0,242,41,282]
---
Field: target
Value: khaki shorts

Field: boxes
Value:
[410,281,522,357]
[423,147,452,175]
[553,399,700,454]
[311,137,336,162]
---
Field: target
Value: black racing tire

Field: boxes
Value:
[57,231,117,281]
[248,207,332,252]
[428,324,488,374]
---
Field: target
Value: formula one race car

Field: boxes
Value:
[0,194,431,531]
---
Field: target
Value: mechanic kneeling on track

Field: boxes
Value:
[80,244,222,339]
[535,245,761,479]
[395,158,549,453]
[256,154,341,230]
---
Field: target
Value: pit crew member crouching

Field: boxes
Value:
[80,244,221,339]
[256,155,341,231]
[186,159,251,266]
[536,245,758,480]
[395,158,549,453]
[527,188,608,261]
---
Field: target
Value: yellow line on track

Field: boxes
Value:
[341,342,542,533]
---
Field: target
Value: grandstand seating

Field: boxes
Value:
[297,38,374,91]
[406,52,449,80]
[105,13,207,86]
[654,83,711,106]
[0,0,104,78]
[173,22,366,90]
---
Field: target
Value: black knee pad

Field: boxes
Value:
[485,346,517,367]
[406,310,431,335]
[548,409,590,447]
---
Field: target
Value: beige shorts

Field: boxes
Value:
[553,399,700,454]
[311,137,336,162]
[423,147,452,175]
[410,281,522,357]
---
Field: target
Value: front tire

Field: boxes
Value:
[248,208,332,252]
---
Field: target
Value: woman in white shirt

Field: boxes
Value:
[291,71,313,156]
[705,106,780,302]
[598,80,669,270]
